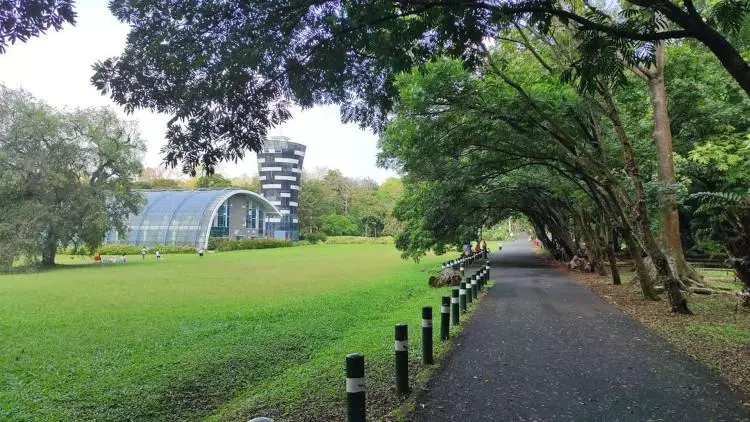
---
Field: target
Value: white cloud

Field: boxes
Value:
[0,0,397,182]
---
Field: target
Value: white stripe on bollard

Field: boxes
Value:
[395,340,408,351]
[422,319,432,328]
[346,377,366,393]
[441,305,450,313]
[451,297,459,304]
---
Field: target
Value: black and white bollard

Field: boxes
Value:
[460,264,465,278]
[395,324,409,395]
[471,275,478,299]
[422,307,433,365]
[441,295,450,340]
[465,277,473,305]
[459,282,467,313]
[346,353,366,422]
[451,288,460,325]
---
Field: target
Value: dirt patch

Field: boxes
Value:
[546,257,750,402]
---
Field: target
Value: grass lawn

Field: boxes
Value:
[0,244,464,421]
[696,267,744,292]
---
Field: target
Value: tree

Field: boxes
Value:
[297,175,337,235]
[350,182,385,237]
[321,214,359,236]
[0,0,76,53]
[377,38,695,312]
[193,173,232,189]
[230,174,260,192]
[92,1,750,173]
[378,177,404,236]
[322,170,354,215]
[0,87,144,268]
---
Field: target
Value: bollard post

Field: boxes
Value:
[451,288,460,325]
[440,296,450,340]
[422,307,433,365]
[460,265,465,278]
[346,353,366,422]
[465,277,473,305]
[459,282,467,313]
[395,324,409,395]
[471,275,478,299]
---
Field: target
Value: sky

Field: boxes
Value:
[0,0,397,182]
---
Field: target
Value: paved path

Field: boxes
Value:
[410,239,749,421]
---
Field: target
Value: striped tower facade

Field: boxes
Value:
[257,136,306,240]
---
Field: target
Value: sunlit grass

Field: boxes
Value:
[0,244,465,421]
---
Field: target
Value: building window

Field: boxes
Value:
[217,202,229,228]
[246,202,257,229]
[258,210,264,235]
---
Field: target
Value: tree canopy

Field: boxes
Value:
[0,0,76,53]
[91,1,750,174]
[0,86,144,269]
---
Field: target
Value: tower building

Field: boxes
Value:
[257,136,306,240]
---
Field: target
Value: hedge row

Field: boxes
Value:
[212,238,294,252]
[59,245,197,256]
[324,236,394,245]
[300,232,328,244]
[101,244,197,255]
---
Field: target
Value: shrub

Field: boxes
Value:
[95,244,197,255]
[97,245,143,256]
[213,238,294,252]
[303,232,328,244]
[325,236,394,245]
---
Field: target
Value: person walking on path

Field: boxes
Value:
[155,250,161,260]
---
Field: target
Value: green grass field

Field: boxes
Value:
[0,244,469,421]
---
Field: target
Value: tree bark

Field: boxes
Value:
[636,0,750,97]
[597,81,690,311]
[41,234,57,267]
[644,41,702,285]
[608,229,621,285]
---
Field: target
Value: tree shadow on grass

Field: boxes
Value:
[122,337,314,421]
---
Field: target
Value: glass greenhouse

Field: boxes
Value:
[104,189,281,248]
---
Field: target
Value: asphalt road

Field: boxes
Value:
[409,239,749,421]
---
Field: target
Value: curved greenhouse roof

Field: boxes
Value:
[111,189,280,249]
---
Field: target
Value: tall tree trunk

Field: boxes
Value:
[642,42,702,286]
[41,234,57,267]
[598,82,690,311]
[621,229,659,299]
[608,228,621,285]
